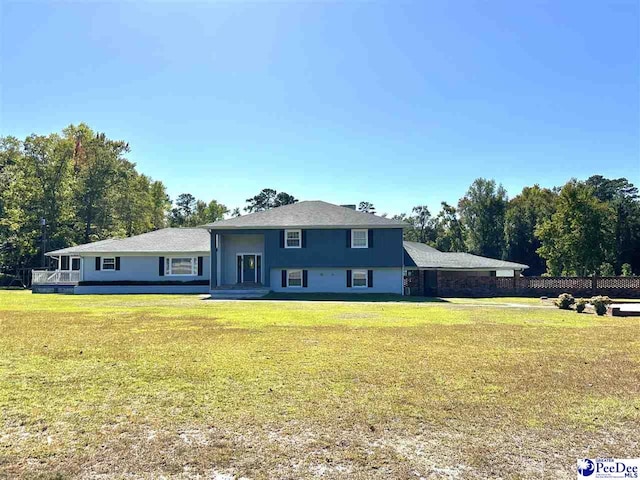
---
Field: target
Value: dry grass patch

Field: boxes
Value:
[0,291,639,478]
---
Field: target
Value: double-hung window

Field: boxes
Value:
[287,269,303,287]
[285,229,301,248]
[351,229,368,248]
[165,257,197,276]
[101,257,116,270]
[352,270,368,288]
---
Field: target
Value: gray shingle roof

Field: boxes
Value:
[403,241,529,270]
[46,228,210,256]
[203,201,406,229]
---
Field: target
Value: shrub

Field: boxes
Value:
[590,296,612,316]
[554,293,575,310]
[598,263,615,276]
[621,263,633,276]
[575,298,587,313]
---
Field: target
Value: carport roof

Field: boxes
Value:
[403,241,529,270]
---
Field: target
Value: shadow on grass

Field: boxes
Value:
[259,292,450,303]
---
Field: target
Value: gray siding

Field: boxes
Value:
[220,234,264,284]
[210,228,404,288]
[270,267,403,294]
[82,255,209,282]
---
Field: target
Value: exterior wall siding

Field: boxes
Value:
[270,267,403,294]
[220,234,264,284]
[82,255,209,283]
[210,228,404,289]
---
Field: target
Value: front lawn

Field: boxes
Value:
[1,291,638,478]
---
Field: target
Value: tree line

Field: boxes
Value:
[388,177,639,276]
[1,125,638,277]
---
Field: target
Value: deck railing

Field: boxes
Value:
[31,270,81,285]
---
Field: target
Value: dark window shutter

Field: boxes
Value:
[303,270,308,288]
[346,229,351,248]
[368,230,373,248]
[301,230,307,248]
[281,269,287,287]
[115,257,121,271]
[95,257,101,271]
[197,256,203,276]
[346,269,352,288]
[159,256,164,276]
[280,230,285,248]
[368,270,373,288]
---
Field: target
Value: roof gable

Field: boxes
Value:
[203,201,406,229]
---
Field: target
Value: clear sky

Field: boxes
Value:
[1,1,639,216]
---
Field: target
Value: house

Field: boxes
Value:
[35,201,528,296]
[36,228,210,294]
[203,201,406,297]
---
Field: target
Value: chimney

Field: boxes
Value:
[341,204,356,210]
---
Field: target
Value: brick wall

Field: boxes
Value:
[414,271,640,298]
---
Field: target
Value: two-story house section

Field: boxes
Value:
[203,201,407,295]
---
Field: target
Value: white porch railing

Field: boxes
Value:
[32,270,81,285]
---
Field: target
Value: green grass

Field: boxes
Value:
[1,291,639,479]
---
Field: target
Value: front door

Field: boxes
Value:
[243,255,256,283]
[237,254,261,284]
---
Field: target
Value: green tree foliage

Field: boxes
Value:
[168,195,227,227]
[621,263,633,276]
[358,201,376,214]
[433,202,465,252]
[245,188,298,212]
[0,124,172,271]
[536,180,614,276]
[458,178,508,258]
[585,175,640,272]
[504,185,557,275]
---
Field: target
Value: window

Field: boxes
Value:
[287,269,303,287]
[352,270,368,288]
[351,229,368,248]
[101,257,116,270]
[165,257,197,276]
[285,229,301,248]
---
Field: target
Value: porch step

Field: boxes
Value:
[209,288,271,299]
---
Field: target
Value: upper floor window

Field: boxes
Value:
[165,257,197,275]
[101,257,116,270]
[351,229,368,248]
[285,229,301,248]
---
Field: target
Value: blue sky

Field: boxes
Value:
[1,1,638,216]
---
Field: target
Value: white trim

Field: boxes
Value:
[351,229,368,249]
[286,269,303,288]
[236,253,262,283]
[164,257,197,276]
[352,269,368,288]
[101,257,116,271]
[284,229,302,248]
